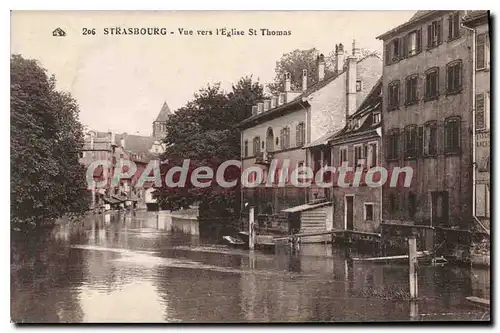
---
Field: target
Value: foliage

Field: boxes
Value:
[267,47,381,94]
[11,54,90,231]
[155,76,264,219]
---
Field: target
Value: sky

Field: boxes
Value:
[11,10,415,136]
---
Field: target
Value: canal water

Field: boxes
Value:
[11,211,490,323]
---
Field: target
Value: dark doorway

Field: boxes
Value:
[431,191,449,226]
[345,196,354,230]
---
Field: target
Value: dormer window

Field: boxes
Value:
[373,112,381,124]
[264,100,271,111]
[278,93,286,105]
[271,97,277,109]
[252,105,258,116]
[356,80,362,92]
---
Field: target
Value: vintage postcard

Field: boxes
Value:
[10,10,490,323]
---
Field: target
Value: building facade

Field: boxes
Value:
[328,80,382,234]
[463,11,491,231]
[377,10,474,230]
[237,44,381,235]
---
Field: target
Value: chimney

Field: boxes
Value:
[302,69,308,91]
[284,72,291,92]
[317,53,325,81]
[335,43,346,73]
[352,39,360,58]
[345,55,357,120]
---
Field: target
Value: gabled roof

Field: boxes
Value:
[154,102,172,122]
[304,78,382,148]
[237,53,381,129]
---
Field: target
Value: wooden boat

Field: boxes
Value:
[222,235,246,248]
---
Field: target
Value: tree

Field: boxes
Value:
[267,48,335,94]
[268,47,381,94]
[155,76,264,221]
[11,54,90,231]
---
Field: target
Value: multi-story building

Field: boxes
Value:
[463,11,491,232]
[377,11,475,234]
[328,79,382,235]
[80,102,169,209]
[237,42,381,235]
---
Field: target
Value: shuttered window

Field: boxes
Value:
[424,67,439,100]
[444,117,461,153]
[253,136,261,155]
[423,121,438,156]
[476,93,486,130]
[446,60,462,94]
[427,19,442,48]
[388,80,400,111]
[448,12,460,40]
[386,129,400,160]
[295,122,305,147]
[477,33,487,70]
[405,75,418,105]
[404,125,418,159]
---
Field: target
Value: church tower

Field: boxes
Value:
[153,102,172,138]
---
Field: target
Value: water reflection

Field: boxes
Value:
[11,211,490,323]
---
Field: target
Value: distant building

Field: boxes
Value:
[153,102,172,139]
[80,101,172,209]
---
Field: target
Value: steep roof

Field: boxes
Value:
[154,102,172,122]
[114,133,157,154]
[306,78,382,148]
[237,53,381,129]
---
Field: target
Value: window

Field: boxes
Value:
[405,75,418,105]
[392,38,400,61]
[296,122,305,147]
[408,192,417,219]
[476,33,488,70]
[261,141,265,149]
[448,12,460,40]
[364,203,374,221]
[427,19,442,48]
[423,121,438,156]
[476,93,486,130]
[354,144,365,168]
[386,38,401,65]
[373,112,381,124]
[444,117,461,153]
[253,136,261,155]
[251,105,258,116]
[280,126,291,150]
[339,147,348,165]
[406,29,422,56]
[367,142,378,168]
[356,80,362,92]
[387,129,400,160]
[388,80,400,111]
[446,60,462,94]
[424,67,439,100]
[244,140,248,157]
[404,125,418,159]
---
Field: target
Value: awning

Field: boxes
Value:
[282,201,332,213]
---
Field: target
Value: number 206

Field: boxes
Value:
[82,28,96,35]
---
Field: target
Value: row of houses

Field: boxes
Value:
[79,102,172,210]
[236,10,490,258]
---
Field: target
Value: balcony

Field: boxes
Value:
[255,151,274,165]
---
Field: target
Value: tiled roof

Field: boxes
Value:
[155,102,172,122]
[114,133,157,155]
[237,53,381,129]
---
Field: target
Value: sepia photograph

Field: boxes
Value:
[10,9,491,323]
